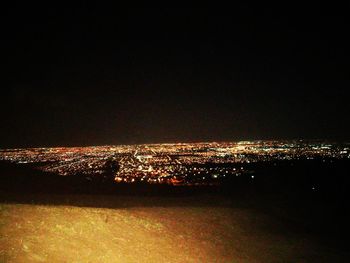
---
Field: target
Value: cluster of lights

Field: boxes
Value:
[0,141,349,186]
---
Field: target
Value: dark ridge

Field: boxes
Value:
[1,159,350,249]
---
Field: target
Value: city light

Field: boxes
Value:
[0,141,348,186]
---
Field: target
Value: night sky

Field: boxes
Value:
[2,5,350,147]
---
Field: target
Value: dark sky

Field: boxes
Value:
[2,5,350,147]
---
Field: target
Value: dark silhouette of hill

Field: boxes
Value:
[0,159,350,249]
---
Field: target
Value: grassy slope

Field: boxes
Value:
[0,195,347,263]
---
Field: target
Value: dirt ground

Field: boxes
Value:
[0,194,347,263]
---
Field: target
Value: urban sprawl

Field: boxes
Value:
[1,141,349,186]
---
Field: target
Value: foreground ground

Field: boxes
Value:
[0,194,348,263]
[0,161,349,262]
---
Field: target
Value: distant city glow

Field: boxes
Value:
[0,141,349,186]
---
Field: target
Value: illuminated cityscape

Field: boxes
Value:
[1,140,349,186]
[2,4,350,262]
